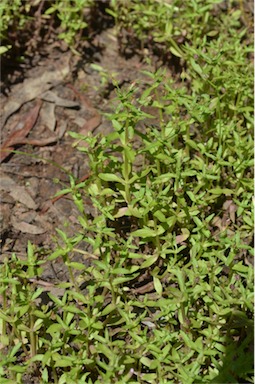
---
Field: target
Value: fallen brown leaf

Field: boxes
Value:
[223,199,237,223]
[175,228,190,244]
[11,217,46,235]
[41,90,80,109]
[1,55,70,128]
[9,187,37,210]
[0,99,42,163]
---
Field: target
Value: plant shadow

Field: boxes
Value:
[198,310,254,383]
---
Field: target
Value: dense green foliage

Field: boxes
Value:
[0,0,253,383]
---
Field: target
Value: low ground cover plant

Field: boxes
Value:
[0,0,95,55]
[0,0,253,383]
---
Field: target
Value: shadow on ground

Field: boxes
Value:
[203,310,254,383]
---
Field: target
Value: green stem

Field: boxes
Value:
[2,283,7,338]
[185,124,190,158]
[124,147,131,203]
[68,264,80,292]
[110,278,116,305]
[29,313,36,358]
[123,119,132,203]
[52,367,58,383]
[154,222,161,256]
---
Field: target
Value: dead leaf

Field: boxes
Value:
[212,216,229,231]
[229,202,237,223]
[1,58,70,128]
[0,171,16,189]
[0,100,42,162]
[223,200,232,210]
[0,171,37,209]
[40,101,56,131]
[11,217,46,234]
[0,205,11,236]
[9,187,37,210]
[212,216,223,229]
[56,120,67,139]
[114,206,129,218]
[41,90,80,109]
[175,228,190,244]
[223,199,237,223]
[73,116,87,128]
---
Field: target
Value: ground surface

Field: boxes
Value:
[0,26,168,285]
[0,4,254,383]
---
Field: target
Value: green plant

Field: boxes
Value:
[45,0,95,48]
[89,64,119,97]
[0,0,95,56]
[108,0,251,62]
[0,0,29,54]
[0,1,253,382]
[1,62,253,382]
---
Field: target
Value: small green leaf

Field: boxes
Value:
[142,373,158,381]
[46,323,63,334]
[153,276,162,296]
[207,30,218,37]
[187,191,196,202]
[101,303,116,316]
[170,46,183,58]
[112,275,139,285]
[185,139,198,149]
[92,321,103,330]
[190,58,203,75]
[154,210,166,222]
[63,305,82,314]
[209,188,233,195]
[193,216,203,227]
[98,173,125,184]
[54,357,74,367]
[232,262,249,274]
[140,356,152,368]
[243,215,253,227]
[33,310,50,319]
[209,97,218,110]
[141,255,158,268]
[0,45,11,55]
[47,293,63,307]
[132,227,157,238]
[65,262,85,271]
